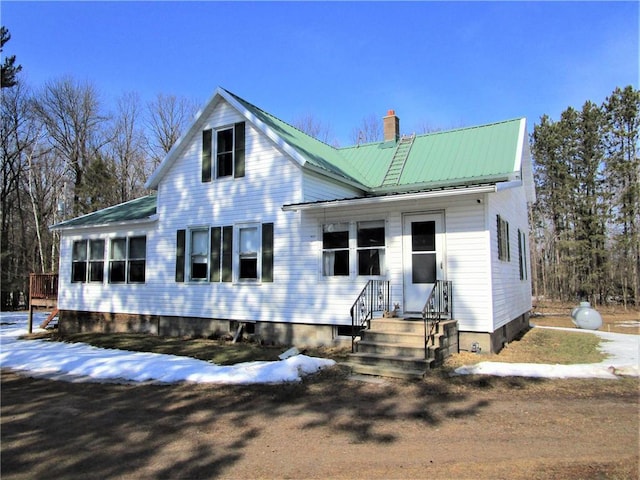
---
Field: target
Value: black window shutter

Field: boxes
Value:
[506,222,511,261]
[221,226,233,282]
[210,227,221,282]
[202,129,212,182]
[234,122,245,178]
[262,223,274,282]
[496,215,502,259]
[176,230,186,282]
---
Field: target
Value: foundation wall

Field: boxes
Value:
[458,312,530,354]
[58,310,340,347]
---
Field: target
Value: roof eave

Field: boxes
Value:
[50,214,159,232]
[369,173,514,195]
[283,184,498,212]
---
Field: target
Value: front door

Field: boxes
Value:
[403,213,444,313]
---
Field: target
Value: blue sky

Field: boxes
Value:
[2,1,638,145]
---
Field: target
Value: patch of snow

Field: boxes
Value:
[454,326,640,379]
[0,312,335,384]
[1,313,637,383]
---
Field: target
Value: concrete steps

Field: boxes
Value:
[345,317,458,380]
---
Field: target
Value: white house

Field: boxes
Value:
[51,87,535,354]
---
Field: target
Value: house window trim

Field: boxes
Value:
[188,226,210,282]
[71,239,105,284]
[108,235,147,284]
[201,122,245,182]
[320,218,388,280]
[215,126,234,179]
[234,222,262,284]
[497,215,511,262]
[518,228,528,281]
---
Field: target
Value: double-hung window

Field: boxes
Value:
[497,215,510,262]
[72,239,105,283]
[128,236,147,283]
[357,221,385,276]
[518,229,528,280]
[322,221,386,277]
[190,228,209,281]
[238,225,259,280]
[202,122,245,181]
[322,223,350,276]
[216,128,234,178]
[109,236,146,283]
[176,223,273,284]
[88,240,105,282]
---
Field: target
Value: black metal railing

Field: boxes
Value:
[350,280,390,352]
[422,280,453,359]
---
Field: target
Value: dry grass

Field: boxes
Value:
[30,331,352,366]
[444,327,606,369]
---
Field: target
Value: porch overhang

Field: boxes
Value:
[282,182,517,212]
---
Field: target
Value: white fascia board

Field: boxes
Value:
[219,89,308,169]
[50,215,159,232]
[495,180,523,192]
[282,184,496,211]
[513,117,527,173]
[221,90,368,191]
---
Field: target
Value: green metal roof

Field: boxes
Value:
[55,89,525,230]
[338,119,523,191]
[227,89,522,192]
[51,194,157,229]
[224,89,369,187]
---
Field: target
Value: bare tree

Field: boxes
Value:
[415,121,444,134]
[146,93,198,167]
[292,114,336,145]
[107,91,148,202]
[1,81,37,304]
[32,76,109,216]
[350,114,382,144]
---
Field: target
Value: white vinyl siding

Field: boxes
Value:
[488,186,532,330]
[57,96,532,338]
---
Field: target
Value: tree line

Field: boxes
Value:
[531,85,639,308]
[1,27,638,309]
[1,28,200,307]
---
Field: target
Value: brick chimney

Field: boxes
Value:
[383,110,400,142]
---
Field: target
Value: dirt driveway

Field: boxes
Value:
[1,366,638,480]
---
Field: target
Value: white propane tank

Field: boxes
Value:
[571,301,603,330]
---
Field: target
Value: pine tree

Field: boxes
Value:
[603,86,640,307]
[1,27,22,88]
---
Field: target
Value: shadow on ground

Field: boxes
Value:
[1,365,494,479]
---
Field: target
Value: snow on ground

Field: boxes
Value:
[0,312,335,384]
[0,312,638,384]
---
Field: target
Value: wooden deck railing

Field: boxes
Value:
[29,273,59,299]
[28,273,59,333]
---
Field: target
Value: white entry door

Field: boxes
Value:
[403,213,445,313]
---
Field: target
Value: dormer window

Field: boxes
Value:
[202,122,245,182]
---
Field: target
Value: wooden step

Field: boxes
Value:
[347,352,430,372]
[343,362,427,380]
[360,330,424,346]
[368,318,426,334]
[356,340,429,358]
